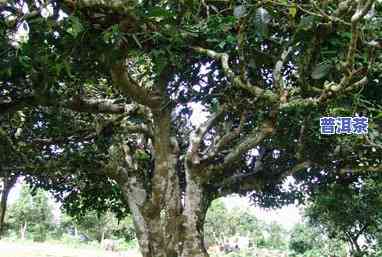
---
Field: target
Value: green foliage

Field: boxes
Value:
[1,0,380,217]
[289,222,347,257]
[305,175,382,256]
[7,183,54,241]
[66,17,84,38]
[205,199,287,250]
[289,223,316,254]
[61,210,135,242]
[0,1,381,254]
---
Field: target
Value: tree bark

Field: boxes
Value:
[20,221,27,240]
[0,175,17,238]
[117,110,212,257]
[101,229,105,244]
[122,172,210,257]
[181,167,211,257]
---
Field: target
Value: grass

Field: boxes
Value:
[0,240,141,257]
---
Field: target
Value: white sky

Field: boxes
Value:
[222,195,301,230]
[8,178,22,204]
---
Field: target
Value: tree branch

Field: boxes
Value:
[202,112,246,164]
[0,95,149,117]
[63,96,144,114]
[62,0,138,10]
[216,160,313,197]
[111,63,162,109]
[192,47,278,103]
[122,121,153,139]
[220,120,274,169]
[340,164,382,174]
[186,108,225,166]
[345,0,375,71]
[273,46,292,92]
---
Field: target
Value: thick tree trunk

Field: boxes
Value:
[118,110,212,257]
[0,175,17,238]
[122,174,210,257]
[0,189,10,238]
[181,166,210,257]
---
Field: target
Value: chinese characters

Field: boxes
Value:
[320,117,368,135]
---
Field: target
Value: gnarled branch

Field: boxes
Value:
[192,47,278,103]
[111,63,162,109]
[186,108,225,166]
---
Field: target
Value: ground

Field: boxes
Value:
[0,241,141,257]
[0,240,290,257]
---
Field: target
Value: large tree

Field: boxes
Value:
[0,115,24,238]
[1,1,381,257]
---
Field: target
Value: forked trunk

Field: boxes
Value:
[118,111,211,257]
[122,172,210,257]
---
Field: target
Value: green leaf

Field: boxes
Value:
[67,17,84,38]
[375,112,382,120]
[289,4,298,18]
[18,55,31,68]
[63,61,73,78]
[146,7,174,18]
[226,35,236,44]
[134,149,150,161]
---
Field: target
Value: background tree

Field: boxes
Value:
[305,174,382,256]
[0,1,381,257]
[61,210,135,243]
[262,221,287,250]
[289,222,347,257]
[7,183,54,241]
[204,199,265,247]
